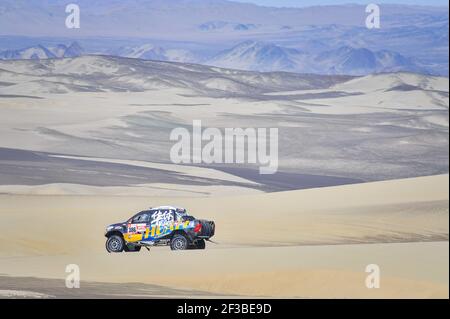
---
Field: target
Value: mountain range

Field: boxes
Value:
[0,1,447,75]
[0,42,83,60]
[207,41,426,75]
[0,41,429,76]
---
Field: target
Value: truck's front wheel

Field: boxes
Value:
[106,235,125,253]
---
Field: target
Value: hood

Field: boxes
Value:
[106,222,126,231]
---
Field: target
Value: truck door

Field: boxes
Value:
[126,212,150,242]
[149,209,174,239]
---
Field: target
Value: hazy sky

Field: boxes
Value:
[233,0,449,7]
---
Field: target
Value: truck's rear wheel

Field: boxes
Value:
[124,244,141,252]
[170,234,188,250]
[106,235,124,253]
[190,239,206,249]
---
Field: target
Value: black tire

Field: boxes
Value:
[106,235,125,253]
[124,244,141,252]
[170,234,189,250]
[191,239,206,250]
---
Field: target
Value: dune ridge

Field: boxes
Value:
[0,175,448,298]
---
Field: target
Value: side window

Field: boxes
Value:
[175,208,187,222]
[132,212,149,223]
[175,211,183,222]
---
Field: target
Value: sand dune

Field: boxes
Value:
[0,183,263,197]
[0,175,448,298]
[0,243,447,298]
[1,58,448,182]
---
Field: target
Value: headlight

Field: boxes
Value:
[106,225,114,232]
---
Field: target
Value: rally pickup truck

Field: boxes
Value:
[104,206,215,252]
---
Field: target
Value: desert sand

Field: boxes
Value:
[0,57,448,298]
[0,174,448,298]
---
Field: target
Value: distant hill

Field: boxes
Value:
[111,44,196,63]
[0,42,84,60]
[0,55,353,95]
[207,41,427,75]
